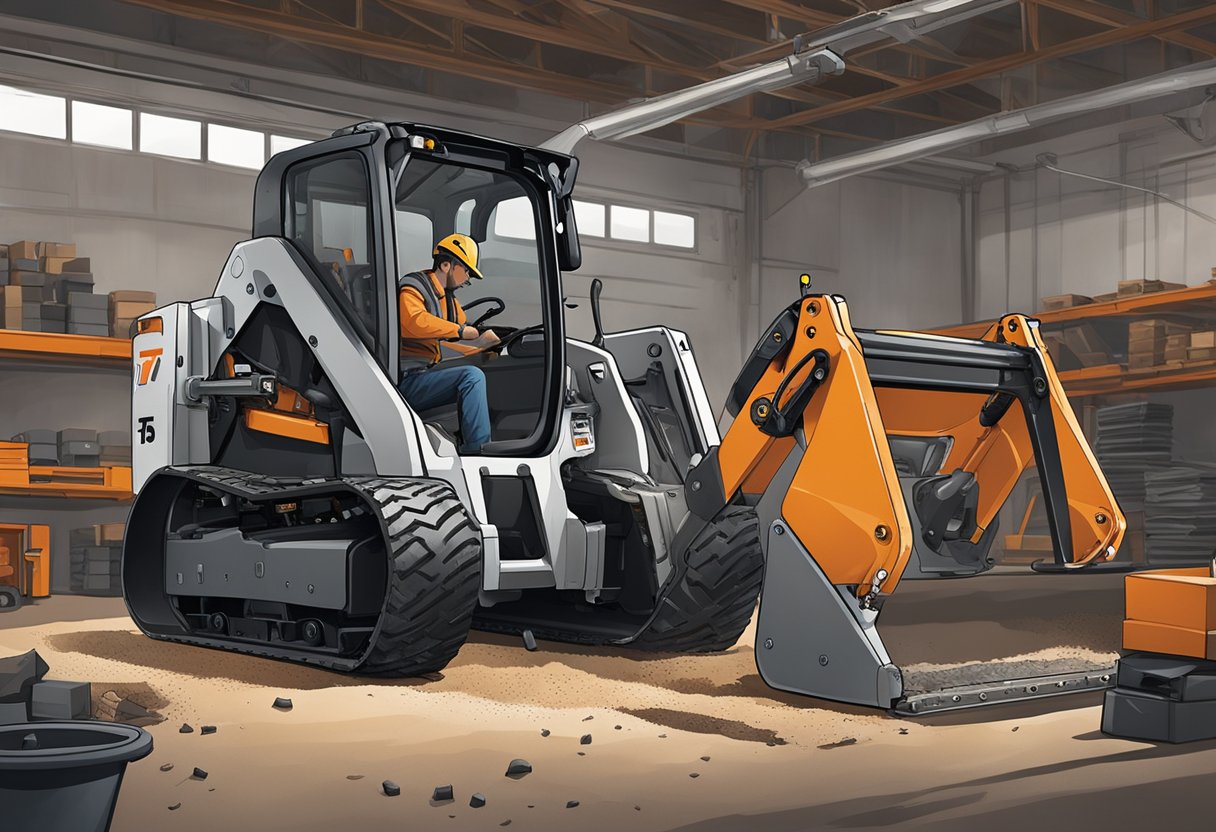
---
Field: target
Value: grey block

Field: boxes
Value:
[40,302,66,321]
[1117,653,1216,702]
[1102,688,1216,743]
[84,547,110,561]
[27,443,58,464]
[10,258,37,271]
[60,440,99,455]
[68,323,111,337]
[0,701,28,725]
[39,320,66,334]
[31,680,92,720]
[61,455,100,468]
[98,431,131,447]
[14,430,55,444]
[58,429,98,444]
[86,560,110,576]
[67,308,108,325]
[67,292,106,309]
[84,575,111,591]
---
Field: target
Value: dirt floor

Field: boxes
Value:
[3,571,1215,831]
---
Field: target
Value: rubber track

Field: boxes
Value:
[632,507,764,652]
[149,467,481,676]
[351,477,482,675]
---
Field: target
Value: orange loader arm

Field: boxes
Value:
[684,294,1125,603]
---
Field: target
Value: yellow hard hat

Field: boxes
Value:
[433,233,484,279]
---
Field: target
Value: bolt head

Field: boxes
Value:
[1095,513,1107,524]
[764,638,774,650]
[874,525,890,541]
[818,654,828,666]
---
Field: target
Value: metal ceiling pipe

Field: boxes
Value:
[797,60,1216,189]
[541,0,1016,155]
[541,49,845,155]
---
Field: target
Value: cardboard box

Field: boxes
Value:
[96,523,124,543]
[110,300,155,320]
[10,258,37,271]
[56,277,94,303]
[1189,348,1216,362]
[111,318,135,338]
[8,241,36,260]
[1129,319,1191,341]
[1118,279,1188,297]
[40,257,74,274]
[1124,619,1216,660]
[36,241,76,259]
[1192,331,1216,350]
[98,430,131,447]
[1061,324,1111,364]
[1040,294,1092,311]
[109,290,156,304]
[61,257,90,273]
[1129,353,1160,370]
[58,429,97,444]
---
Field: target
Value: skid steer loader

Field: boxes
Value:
[123,115,1123,714]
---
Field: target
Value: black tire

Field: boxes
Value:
[355,479,482,676]
[632,507,764,652]
[0,586,22,612]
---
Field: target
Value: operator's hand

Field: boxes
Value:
[472,329,500,350]
[459,324,481,340]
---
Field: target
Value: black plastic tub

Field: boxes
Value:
[0,721,153,832]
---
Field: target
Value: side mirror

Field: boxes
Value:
[556,196,582,271]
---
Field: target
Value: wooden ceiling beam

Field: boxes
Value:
[755,3,1216,130]
[1028,0,1216,58]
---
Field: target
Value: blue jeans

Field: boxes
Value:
[398,365,491,451]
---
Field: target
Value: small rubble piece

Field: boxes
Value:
[192,767,208,780]
[614,725,622,730]
[168,803,181,811]
[635,806,642,811]
[658,734,667,739]
[346,775,364,781]
[700,756,710,762]
[433,785,454,802]
[383,781,401,797]
[273,697,293,711]
[505,759,532,778]
[0,649,49,711]
[577,752,585,757]
[540,729,550,737]
[582,715,593,721]
[501,821,512,827]
[522,630,537,651]
[566,800,580,809]
[1012,726,1020,732]
[817,737,857,750]
[470,793,486,808]
[899,728,909,735]
[160,764,174,772]
[93,684,167,727]
[179,723,194,734]
[21,733,37,750]
[201,725,217,735]
[689,773,700,779]
[579,734,592,745]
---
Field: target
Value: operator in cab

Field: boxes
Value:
[398,233,500,454]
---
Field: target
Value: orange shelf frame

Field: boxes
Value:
[0,464,133,500]
[0,329,132,367]
[933,282,1216,397]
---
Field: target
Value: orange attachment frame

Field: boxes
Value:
[244,409,330,445]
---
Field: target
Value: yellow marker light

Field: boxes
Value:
[424,138,436,150]
[800,273,811,286]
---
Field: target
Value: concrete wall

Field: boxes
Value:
[975,117,1216,319]
[758,164,966,334]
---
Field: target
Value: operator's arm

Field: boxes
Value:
[399,288,461,340]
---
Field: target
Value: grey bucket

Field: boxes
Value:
[0,721,153,832]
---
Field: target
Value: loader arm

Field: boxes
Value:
[684,293,1126,709]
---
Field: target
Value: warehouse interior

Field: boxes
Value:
[3,1,1216,830]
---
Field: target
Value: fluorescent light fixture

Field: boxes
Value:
[798,61,1216,188]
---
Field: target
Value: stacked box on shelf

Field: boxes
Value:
[1191,331,1216,363]
[1144,465,1216,563]
[67,292,108,337]
[98,430,131,467]
[110,290,156,338]
[1128,319,1191,370]
[12,430,58,465]
[68,523,124,596]
[0,243,8,285]
[1094,402,1174,515]
[58,428,100,467]
[2,285,43,331]
[1119,279,1188,297]
[0,440,28,486]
